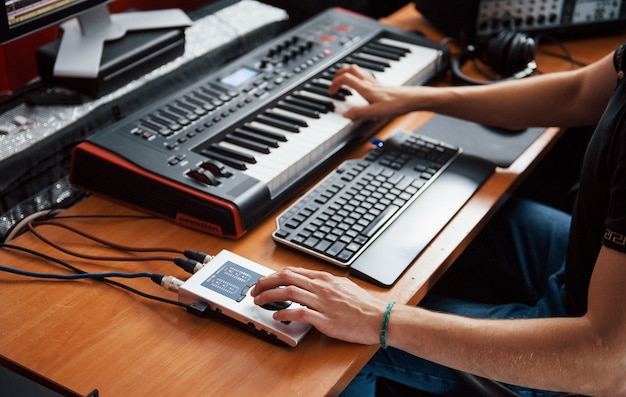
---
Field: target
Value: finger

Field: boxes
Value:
[335,63,373,80]
[271,305,325,325]
[253,282,319,312]
[250,267,317,298]
[329,72,368,97]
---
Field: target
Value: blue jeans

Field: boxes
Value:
[340,198,572,396]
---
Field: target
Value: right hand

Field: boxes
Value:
[328,64,422,120]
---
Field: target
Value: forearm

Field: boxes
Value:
[366,52,614,131]
[387,306,625,395]
[416,67,609,130]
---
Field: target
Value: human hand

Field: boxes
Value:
[251,267,387,345]
[328,64,420,120]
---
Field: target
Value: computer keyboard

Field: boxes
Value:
[273,130,462,269]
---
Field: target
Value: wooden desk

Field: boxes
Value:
[0,4,622,396]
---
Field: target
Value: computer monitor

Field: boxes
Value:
[1,0,107,43]
[1,0,191,95]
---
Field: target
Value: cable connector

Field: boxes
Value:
[186,301,211,317]
[174,257,205,274]
[151,273,184,292]
[183,249,214,264]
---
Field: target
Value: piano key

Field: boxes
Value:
[233,128,280,147]
[304,83,346,101]
[256,113,301,132]
[237,99,360,192]
[312,79,353,98]
[192,36,439,196]
[218,141,284,178]
[285,95,332,113]
[367,40,410,57]
[210,143,257,164]
[344,55,388,72]
[276,100,320,119]
[352,52,392,69]
[232,124,328,185]
[271,107,345,134]
[370,38,440,86]
[241,122,288,142]
[200,149,247,170]
[359,45,402,61]
[224,134,271,154]
[222,137,304,185]
[297,89,367,116]
[264,109,308,127]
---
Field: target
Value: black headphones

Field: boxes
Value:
[451,30,537,85]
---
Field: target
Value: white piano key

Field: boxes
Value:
[201,36,439,195]
[372,38,440,86]
[240,99,359,192]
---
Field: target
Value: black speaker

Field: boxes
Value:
[451,30,536,85]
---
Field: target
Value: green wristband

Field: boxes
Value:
[380,301,396,349]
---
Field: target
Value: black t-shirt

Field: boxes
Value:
[564,41,626,315]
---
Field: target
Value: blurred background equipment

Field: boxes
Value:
[413,0,626,45]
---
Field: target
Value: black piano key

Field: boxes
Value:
[285,95,330,113]
[210,143,257,164]
[292,91,335,111]
[234,128,280,147]
[242,123,288,142]
[360,46,402,61]
[312,79,352,98]
[355,53,391,68]
[345,56,387,72]
[264,109,308,127]
[277,100,320,119]
[225,134,271,154]
[257,113,300,133]
[201,149,247,170]
[370,40,410,56]
[320,71,337,81]
[304,83,345,101]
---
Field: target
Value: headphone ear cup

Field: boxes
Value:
[482,30,536,76]
[482,30,515,75]
[451,30,536,85]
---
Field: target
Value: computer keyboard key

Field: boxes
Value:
[273,130,494,281]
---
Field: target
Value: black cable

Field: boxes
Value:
[26,215,213,264]
[0,265,152,280]
[535,33,587,69]
[0,243,190,309]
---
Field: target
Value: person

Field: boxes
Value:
[251,40,626,396]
